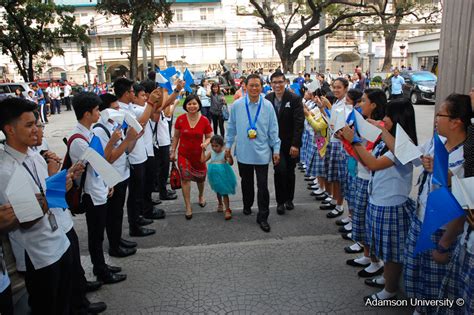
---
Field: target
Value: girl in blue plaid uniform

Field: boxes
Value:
[321,78,351,218]
[437,95,473,315]
[345,89,387,283]
[403,94,471,315]
[340,98,417,302]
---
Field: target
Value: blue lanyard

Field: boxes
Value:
[245,95,262,130]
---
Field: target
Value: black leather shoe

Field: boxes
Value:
[129,226,156,237]
[341,232,352,240]
[85,280,103,293]
[276,204,285,215]
[109,246,137,258]
[364,277,386,288]
[120,238,137,248]
[92,264,122,276]
[315,193,329,201]
[243,208,252,215]
[285,201,294,210]
[97,272,127,284]
[136,216,153,226]
[257,220,271,233]
[327,209,343,218]
[87,301,107,314]
[144,207,166,220]
[152,199,162,205]
[358,266,384,278]
[320,203,336,210]
[167,189,176,195]
[344,245,364,254]
[346,258,370,267]
[336,218,350,226]
[338,225,352,233]
[311,190,325,197]
[160,193,177,200]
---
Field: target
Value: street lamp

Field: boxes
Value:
[399,44,406,68]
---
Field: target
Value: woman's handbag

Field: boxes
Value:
[222,104,230,121]
[170,162,182,190]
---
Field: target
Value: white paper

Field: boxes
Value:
[307,80,321,92]
[6,165,44,223]
[155,73,168,84]
[354,110,382,142]
[452,176,474,209]
[124,112,143,133]
[333,107,346,132]
[394,123,423,165]
[101,109,125,125]
[81,148,122,187]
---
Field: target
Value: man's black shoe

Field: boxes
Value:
[129,226,156,237]
[285,201,294,210]
[87,301,107,314]
[320,203,336,210]
[93,264,122,276]
[160,193,177,201]
[257,220,271,233]
[136,216,153,226]
[120,238,137,248]
[152,199,162,205]
[144,207,166,220]
[85,280,103,293]
[243,208,252,215]
[167,189,176,195]
[109,246,137,258]
[97,272,127,285]
[276,204,285,215]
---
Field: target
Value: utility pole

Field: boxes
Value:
[319,12,327,72]
[81,44,91,86]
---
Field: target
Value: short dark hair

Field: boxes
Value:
[347,89,363,105]
[364,88,386,121]
[0,97,37,132]
[201,78,208,87]
[72,92,101,120]
[386,98,418,145]
[210,134,224,146]
[270,70,285,82]
[210,83,220,95]
[304,73,311,78]
[147,70,156,81]
[444,93,473,132]
[113,78,134,98]
[182,94,202,112]
[99,93,118,111]
[133,83,146,96]
[245,74,263,86]
[333,77,349,89]
[141,79,157,94]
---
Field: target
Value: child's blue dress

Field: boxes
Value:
[207,150,237,195]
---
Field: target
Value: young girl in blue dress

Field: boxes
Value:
[404,94,471,314]
[202,135,237,220]
[340,98,417,302]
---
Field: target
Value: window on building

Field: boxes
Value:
[201,32,216,47]
[200,8,214,20]
[172,9,183,21]
[170,34,185,48]
[107,38,122,50]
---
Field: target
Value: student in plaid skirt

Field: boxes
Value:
[340,98,417,302]
[322,78,351,218]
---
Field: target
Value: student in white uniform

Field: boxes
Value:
[69,92,127,284]
[114,78,156,237]
[0,98,72,314]
[95,93,138,258]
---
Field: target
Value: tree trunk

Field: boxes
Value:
[279,50,297,73]
[28,55,35,82]
[7,48,28,82]
[382,29,397,71]
[129,22,142,81]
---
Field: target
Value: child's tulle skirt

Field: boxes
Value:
[207,163,237,196]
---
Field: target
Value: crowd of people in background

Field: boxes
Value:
[0,64,472,315]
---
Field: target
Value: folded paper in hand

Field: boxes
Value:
[124,112,143,133]
[451,176,474,209]
[6,165,44,223]
[80,147,122,187]
[394,123,422,165]
[307,80,321,93]
[354,110,382,142]
[102,109,125,125]
[333,107,346,132]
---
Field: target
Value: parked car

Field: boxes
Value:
[383,71,437,104]
[0,82,31,98]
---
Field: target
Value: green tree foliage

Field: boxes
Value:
[0,0,89,81]
[97,0,173,81]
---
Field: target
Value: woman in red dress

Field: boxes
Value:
[170,95,213,219]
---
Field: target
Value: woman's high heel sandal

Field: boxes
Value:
[185,211,193,220]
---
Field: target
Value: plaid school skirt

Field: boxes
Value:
[304,132,315,167]
[300,130,309,164]
[325,141,347,183]
[344,172,357,210]
[437,229,474,315]
[351,177,369,244]
[365,198,415,263]
[404,217,454,314]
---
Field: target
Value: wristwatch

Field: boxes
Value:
[173,88,181,94]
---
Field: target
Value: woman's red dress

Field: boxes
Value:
[175,114,212,182]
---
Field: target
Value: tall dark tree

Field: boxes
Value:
[97,0,173,81]
[0,0,89,82]
[248,0,381,73]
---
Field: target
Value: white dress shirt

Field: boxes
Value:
[118,101,147,164]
